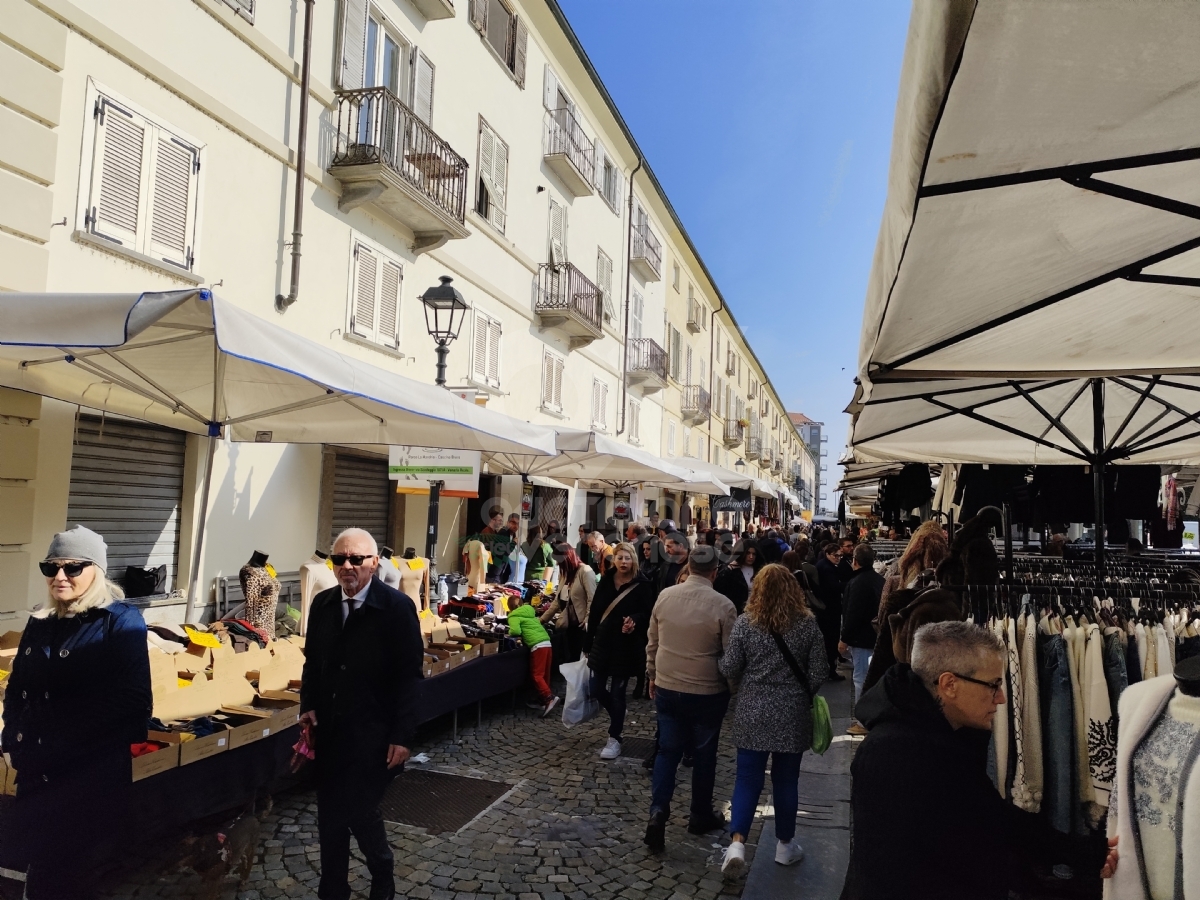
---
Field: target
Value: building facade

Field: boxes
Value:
[789,412,826,514]
[0,0,804,622]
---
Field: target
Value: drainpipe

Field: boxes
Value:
[616,156,643,436]
[707,299,724,457]
[275,0,315,312]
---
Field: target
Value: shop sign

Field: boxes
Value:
[520,483,534,518]
[712,487,751,513]
[389,447,481,498]
[613,492,631,520]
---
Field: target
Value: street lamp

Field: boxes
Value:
[419,276,468,386]
[734,458,746,472]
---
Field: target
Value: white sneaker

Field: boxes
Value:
[599,737,622,759]
[775,839,805,866]
[721,841,746,877]
[541,696,560,718]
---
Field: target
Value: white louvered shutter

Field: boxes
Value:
[351,243,378,339]
[552,356,563,410]
[478,123,495,214]
[686,347,693,385]
[631,289,644,340]
[629,401,640,443]
[543,64,559,111]
[378,259,401,348]
[412,50,435,125]
[541,353,551,406]
[147,134,198,269]
[472,308,489,384]
[223,0,255,22]
[89,99,149,248]
[593,141,607,193]
[549,199,565,264]
[339,0,369,89]
[597,250,613,322]
[591,380,601,428]
[598,381,608,430]
[468,0,488,34]
[489,136,508,232]
[512,17,528,87]
[486,316,501,388]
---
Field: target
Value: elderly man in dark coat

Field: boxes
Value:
[301,527,424,900]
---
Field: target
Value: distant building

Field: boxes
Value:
[789,413,827,513]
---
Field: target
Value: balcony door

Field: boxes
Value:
[361,15,408,161]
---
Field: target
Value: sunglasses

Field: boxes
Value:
[330,554,375,567]
[40,560,94,578]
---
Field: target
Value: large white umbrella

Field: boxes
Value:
[1,289,557,618]
[852,1,1200,467]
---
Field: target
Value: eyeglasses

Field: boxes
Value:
[951,672,1005,697]
[330,554,375,567]
[40,560,94,578]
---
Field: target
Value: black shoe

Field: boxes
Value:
[827,672,846,682]
[681,754,694,768]
[644,809,668,851]
[687,810,726,835]
[641,754,655,770]
[367,880,396,900]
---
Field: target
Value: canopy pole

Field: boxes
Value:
[426,479,443,583]
[1092,379,1107,577]
[184,428,219,623]
[1002,500,1013,581]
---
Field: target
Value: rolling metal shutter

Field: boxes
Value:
[331,453,390,548]
[66,415,186,592]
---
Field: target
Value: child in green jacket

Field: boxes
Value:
[508,596,558,717]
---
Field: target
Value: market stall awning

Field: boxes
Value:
[485,429,726,492]
[852,1,1200,465]
[660,458,753,492]
[0,290,558,456]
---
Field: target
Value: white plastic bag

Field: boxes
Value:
[560,656,599,727]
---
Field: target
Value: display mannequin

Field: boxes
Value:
[1105,656,1200,900]
[463,539,489,593]
[397,548,429,613]
[239,550,280,639]
[299,549,337,635]
[378,546,401,589]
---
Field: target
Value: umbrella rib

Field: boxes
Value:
[19,332,209,367]
[68,357,207,424]
[1109,376,1200,454]
[871,235,1200,375]
[99,347,208,423]
[1065,175,1200,221]
[924,397,1088,461]
[1106,375,1161,452]
[1121,426,1200,459]
[222,391,349,426]
[1008,381,1091,457]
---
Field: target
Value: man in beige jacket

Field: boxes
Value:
[643,545,738,851]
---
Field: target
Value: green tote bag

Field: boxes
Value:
[771,631,834,755]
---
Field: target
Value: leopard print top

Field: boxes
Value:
[239,564,279,640]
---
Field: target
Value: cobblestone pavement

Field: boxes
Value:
[97,690,764,900]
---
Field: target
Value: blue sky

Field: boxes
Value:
[558,0,911,510]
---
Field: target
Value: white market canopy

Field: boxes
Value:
[485,430,729,495]
[853,1,1200,466]
[0,290,558,456]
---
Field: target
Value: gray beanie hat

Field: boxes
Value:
[44,524,108,572]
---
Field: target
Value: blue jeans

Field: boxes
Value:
[850,647,873,705]
[650,687,730,818]
[1038,633,1074,834]
[1101,632,1128,726]
[729,749,803,843]
[590,670,629,740]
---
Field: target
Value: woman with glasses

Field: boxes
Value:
[2,525,152,899]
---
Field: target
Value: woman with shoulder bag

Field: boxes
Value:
[717,563,828,877]
[540,544,596,664]
[583,542,653,760]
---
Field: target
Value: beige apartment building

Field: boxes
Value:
[0,0,806,623]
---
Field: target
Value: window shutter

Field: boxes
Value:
[222,0,255,22]
[541,352,551,406]
[490,136,508,232]
[553,356,563,410]
[379,259,401,348]
[593,140,606,193]
[147,135,198,269]
[549,199,565,264]
[512,16,528,87]
[600,382,608,430]
[478,122,495,213]
[686,347,693,385]
[89,99,149,247]
[486,316,501,388]
[597,250,613,321]
[668,421,675,456]
[631,289,643,340]
[543,64,559,110]
[411,50,435,125]
[629,401,640,443]
[591,380,600,427]
[338,0,369,89]
[472,308,489,384]
[351,243,378,339]
[468,0,488,34]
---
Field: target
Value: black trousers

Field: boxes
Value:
[317,767,394,900]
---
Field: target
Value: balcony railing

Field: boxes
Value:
[773,457,784,473]
[687,297,706,333]
[630,224,662,281]
[535,262,603,349]
[723,419,744,448]
[331,87,468,232]
[544,107,594,197]
[746,423,762,460]
[626,338,668,392]
[681,384,711,423]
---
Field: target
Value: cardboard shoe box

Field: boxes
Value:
[131,741,180,782]
[149,725,232,766]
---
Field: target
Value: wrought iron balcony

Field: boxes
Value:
[626,338,668,393]
[544,107,594,197]
[330,87,469,251]
[687,297,706,334]
[773,457,784,473]
[630,224,661,282]
[535,262,603,349]
[723,418,744,448]
[745,423,762,460]
[681,384,710,424]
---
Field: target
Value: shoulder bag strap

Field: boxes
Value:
[771,630,810,690]
[599,583,638,624]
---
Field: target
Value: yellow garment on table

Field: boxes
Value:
[184,626,220,648]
